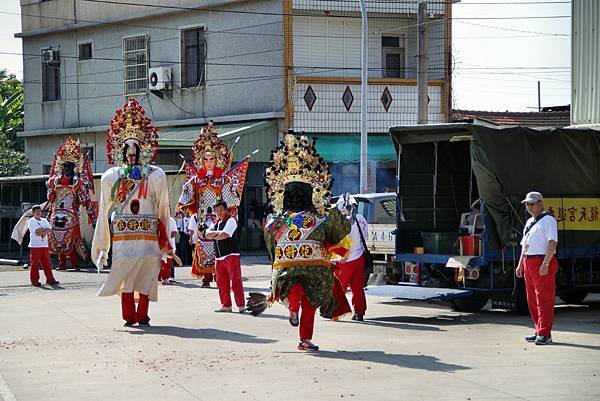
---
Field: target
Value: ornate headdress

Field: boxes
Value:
[49,137,84,176]
[192,124,231,171]
[106,98,158,166]
[265,132,332,215]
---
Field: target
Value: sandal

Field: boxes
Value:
[297,339,319,351]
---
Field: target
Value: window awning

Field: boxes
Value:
[159,120,279,163]
[315,134,396,162]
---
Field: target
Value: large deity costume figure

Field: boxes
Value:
[177,121,246,283]
[92,98,172,327]
[46,137,96,270]
[249,132,351,351]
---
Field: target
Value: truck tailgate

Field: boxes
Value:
[365,284,473,301]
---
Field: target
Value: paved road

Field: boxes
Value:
[1,258,599,401]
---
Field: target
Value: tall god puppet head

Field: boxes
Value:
[49,137,84,179]
[265,130,333,215]
[106,98,158,167]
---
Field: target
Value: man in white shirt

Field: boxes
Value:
[204,200,245,313]
[516,191,558,345]
[178,213,192,265]
[332,198,368,321]
[159,215,179,284]
[27,205,59,287]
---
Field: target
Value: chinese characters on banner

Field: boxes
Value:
[544,198,600,231]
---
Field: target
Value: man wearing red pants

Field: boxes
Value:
[333,196,368,321]
[204,200,245,313]
[516,191,558,346]
[159,215,179,285]
[28,205,59,287]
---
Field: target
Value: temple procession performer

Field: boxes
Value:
[332,194,368,322]
[46,137,96,271]
[176,120,248,286]
[92,98,173,327]
[259,132,352,351]
[204,200,245,313]
[159,213,179,285]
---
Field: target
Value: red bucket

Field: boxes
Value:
[460,236,478,256]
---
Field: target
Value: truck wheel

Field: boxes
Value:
[558,289,589,304]
[450,293,489,313]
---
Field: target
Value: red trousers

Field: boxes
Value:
[524,256,558,337]
[335,254,367,315]
[30,247,56,285]
[58,250,80,269]
[215,255,245,308]
[121,292,150,323]
[288,283,317,340]
[202,273,213,284]
[158,258,173,281]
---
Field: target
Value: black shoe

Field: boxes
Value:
[31,282,42,287]
[138,320,150,327]
[289,311,299,327]
[201,282,211,288]
[352,313,364,322]
[47,280,60,286]
[123,321,136,327]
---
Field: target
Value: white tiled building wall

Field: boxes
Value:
[292,0,446,15]
[293,82,444,133]
[293,15,446,80]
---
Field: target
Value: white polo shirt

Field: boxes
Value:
[28,217,51,248]
[168,217,178,250]
[187,216,198,244]
[345,214,368,263]
[520,214,558,255]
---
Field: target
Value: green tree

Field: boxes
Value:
[0,69,28,177]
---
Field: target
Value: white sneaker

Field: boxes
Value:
[238,307,246,313]
[214,306,232,313]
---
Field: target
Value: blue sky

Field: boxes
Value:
[0,0,571,112]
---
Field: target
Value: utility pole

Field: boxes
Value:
[537,81,541,112]
[417,0,429,124]
[359,0,368,194]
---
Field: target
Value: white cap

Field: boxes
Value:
[521,191,543,204]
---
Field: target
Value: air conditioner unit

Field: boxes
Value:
[148,66,172,90]
[42,49,59,63]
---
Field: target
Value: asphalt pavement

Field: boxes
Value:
[0,257,599,401]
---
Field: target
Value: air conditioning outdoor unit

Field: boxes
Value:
[148,66,172,90]
[42,49,59,63]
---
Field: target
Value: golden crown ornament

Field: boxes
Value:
[106,98,159,167]
[265,131,333,215]
[51,136,84,175]
[192,124,231,171]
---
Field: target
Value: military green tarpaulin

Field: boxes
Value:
[472,126,600,255]
[390,124,600,256]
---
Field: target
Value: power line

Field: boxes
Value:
[456,20,568,36]
[81,0,570,20]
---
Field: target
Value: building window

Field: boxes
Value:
[78,42,92,60]
[381,36,405,78]
[181,27,206,87]
[156,150,182,167]
[81,146,95,162]
[42,165,52,175]
[123,34,149,95]
[41,49,61,102]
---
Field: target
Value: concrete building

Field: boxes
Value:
[6,1,454,254]
[286,0,453,193]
